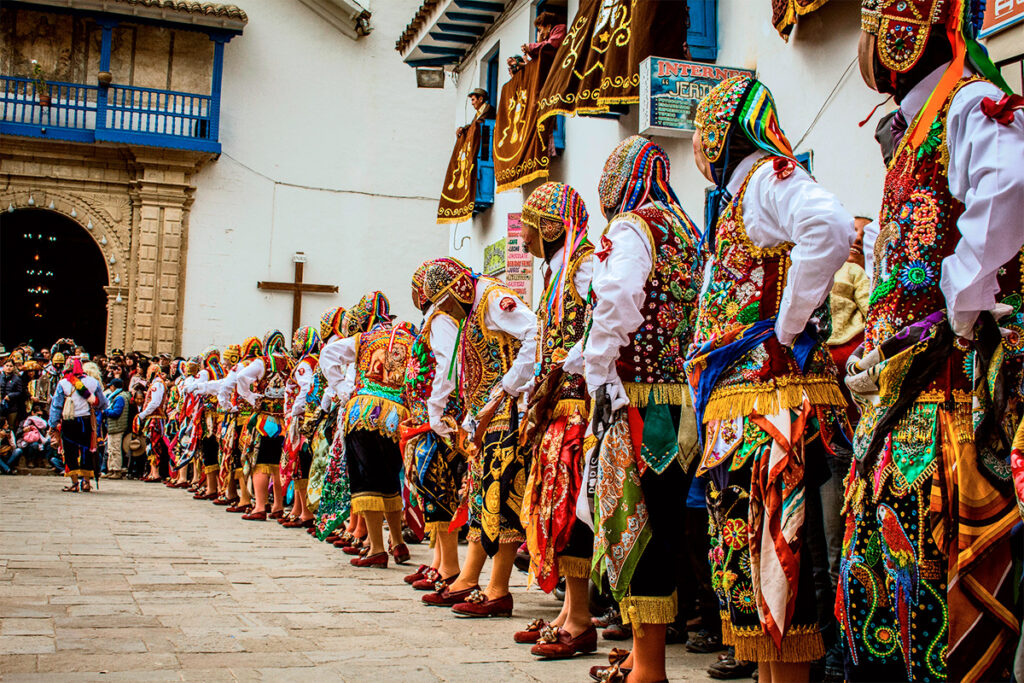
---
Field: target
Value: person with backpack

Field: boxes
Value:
[102,378,129,479]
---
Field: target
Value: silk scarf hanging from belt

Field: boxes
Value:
[494,48,556,193]
[437,119,482,224]
[536,0,689,140]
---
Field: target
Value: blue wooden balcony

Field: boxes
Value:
[1,75,221,153]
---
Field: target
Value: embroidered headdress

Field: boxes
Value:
[223,344,241,366]
[523,182,590,321]
[292,325,321,358]
[422,258,476,306]
[262,329,286,356]
[343,291,391,335]
[319,306,346,342]
[597,136,699,242]
[170,358,186,379]
[186,356,201,376]
[411,262,432,312]
[241,336,263,359]
[861,0,1011,149]
[202,346,224,378]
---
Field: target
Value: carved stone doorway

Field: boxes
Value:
[0,209,109,354]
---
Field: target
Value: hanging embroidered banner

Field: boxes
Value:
[493,49,556,193]
[536,0,690,139]
[771,0,830,40]
[437,120,482,224]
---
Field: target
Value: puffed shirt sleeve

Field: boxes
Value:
[744,163,855,344]
[483,290,539,396]
[319,386,336,412]
[235,358,265,407]
[217,368,237,408]
[320,337,357,397]
[583,215,652,401]
[941,81,1024,338]
[139,380,164,419]
[426,311,459,434]
[289,363,314,416]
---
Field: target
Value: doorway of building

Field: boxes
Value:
[1,209,109,355]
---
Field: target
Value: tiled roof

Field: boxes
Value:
[395,0,439,53]
[116,0,248,23]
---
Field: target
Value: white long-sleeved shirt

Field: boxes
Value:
[288,360,316,417]
[425,307,459,436]
[234,358,267,407]
[713,152,855,345]
[891,64,1024,338]
[474,276,538,396]
[139,378,165,419]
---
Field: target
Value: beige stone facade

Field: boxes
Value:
[0,138,212,355]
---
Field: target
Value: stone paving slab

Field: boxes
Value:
[0,476,718,681]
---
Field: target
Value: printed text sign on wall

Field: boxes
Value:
[980,0,1024,37]
[639,57,755,138]
[505,213,533,307]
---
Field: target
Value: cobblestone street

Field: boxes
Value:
[0,476,716,681]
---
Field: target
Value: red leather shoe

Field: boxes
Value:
[531,626,598,659]
[282,518,308,528]
[413,571,452,591]
[195,492,218,501]
[514,618,549,644]
[226,503,249,513]
[404,564,429,584]
[422,584,480,607]
[241,511,267,521]
[390,543,411,565]
[350,552,388,568]
[213,497,238,506]
[341,543,365,555]
[452,590,513,618]
[268,510,284,520]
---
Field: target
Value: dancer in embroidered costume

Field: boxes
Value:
[48,356,107,492]
[511,182,598,658]
[401,261,465,594]
[686,75,855,681]
[579,135,703,683]
[216,337,261,513]
[186,347,227,501]
[837,2,1024,681]
[137,363,169,483]
[279,325,322,529]
[306,307,345,521]
[210,343,242,507]
[419,258,538,618]
[320,292,415,568]
[235,330,294,521]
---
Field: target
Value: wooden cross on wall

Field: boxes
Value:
[257,252,338,335]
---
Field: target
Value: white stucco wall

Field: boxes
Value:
[445,0,889,304]
[182,0,456,353]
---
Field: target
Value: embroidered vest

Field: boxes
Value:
[231,359,256,423]
[461,277,524,418]
[303,357,326,422]
[144,379,167,419]
[693,157,843,421]
[344,323,414,440]
[404,311,462,425]
[536,243,593,410]
[610,206,700,406]
[255,353,293,418]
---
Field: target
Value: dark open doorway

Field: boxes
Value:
[1,209,109,354]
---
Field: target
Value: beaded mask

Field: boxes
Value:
[186,356,201,376]
[522,182,589,242]
[343,291,391,335]
[170,359,185,378]
[422,258,476,306]
[694,74,796,166]
[223,344,241,366]
[241,336,263,359]
[861,0,950,73]
[411,261,431,311]
[202,346,224,377]
[262,329,286,356]
[319,306,346,342]
[291,325,321,358]
[597,135,653,214]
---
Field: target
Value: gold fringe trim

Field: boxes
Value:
[720,611,735,646]
[703,381,845,423]
[233,468,245,477]
[499,530,525,544]
[203,465,219,474]
[65,469,93,478]
[436,212,473,226]
[350,493,403,514]
[466,527,482,543]
[294,478,308,488]
[424,520,450,535]
[625,383,692,408]
[495,167,550,194]
[620,590,678,626]
[253,464,279,475]
[729,625,825,663]
[552,400,587,419]
[558,555,592,579]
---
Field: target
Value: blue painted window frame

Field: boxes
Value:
[474,118,496,213]
[688,0,718,62]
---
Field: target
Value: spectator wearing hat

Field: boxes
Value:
[457,88,493,136]
[102,378,129,479]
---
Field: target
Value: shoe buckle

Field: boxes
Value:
[465,588,486,604]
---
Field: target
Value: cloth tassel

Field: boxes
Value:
[552,400,587,419]
[728,626,825,663]
[702,383,846,423]
[351,494,403,514]
[558,555,592,579]
[624,383,691,408]
[253,463,280,475]
[619,591,678,628]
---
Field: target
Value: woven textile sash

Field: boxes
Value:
[437,119,482,224]
[493,49,556,193]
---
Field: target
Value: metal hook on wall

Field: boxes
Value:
[453,222,470,251]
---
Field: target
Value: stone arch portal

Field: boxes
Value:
[0,208,113,354]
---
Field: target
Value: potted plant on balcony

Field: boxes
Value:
[31,60,51,107]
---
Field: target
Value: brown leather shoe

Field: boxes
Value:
[452,590,513,618]
[241,511,267,521]
[390,543,411,565]
[531,626,598,659]
[350,551,388,568]
[514,618,548,644]
[422,584,479,607]
[404,564,429,585]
